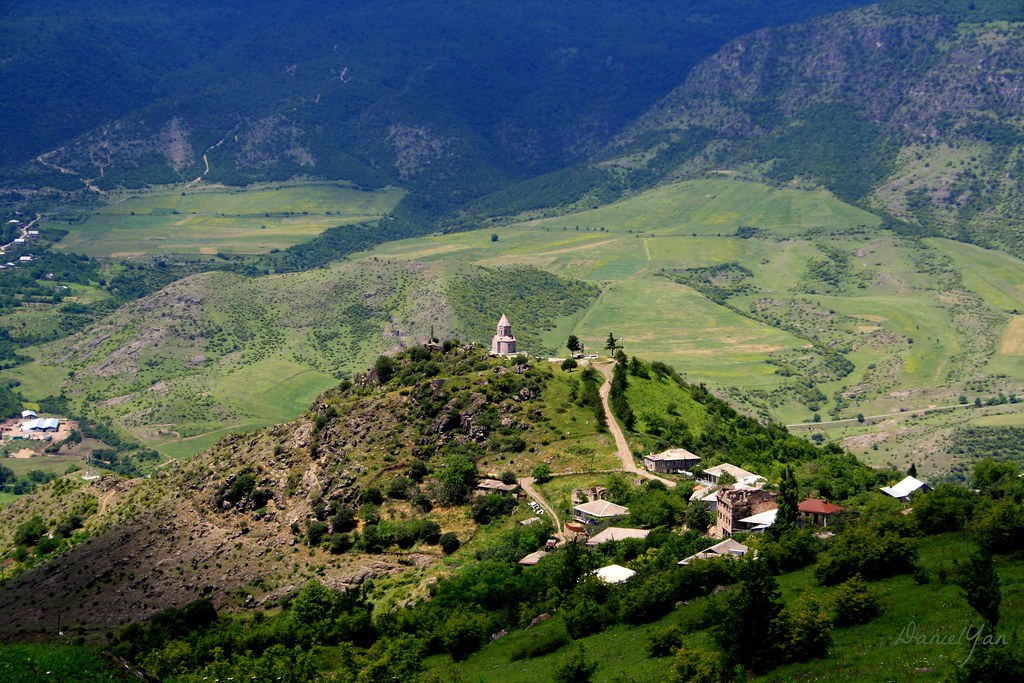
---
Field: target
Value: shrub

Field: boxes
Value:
[647,624,685,657]
[532,463,553,484]
[329,533,353,555]
[509,623,570,661]
[472,494,517,525]
[832,574,882,626]
[439,532,460,555]
[814,526,918,585]
[553,645,598,683]
[306,521,329,547]
[670,645,721,683]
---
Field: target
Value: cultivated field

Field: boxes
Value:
[54,181,404,256]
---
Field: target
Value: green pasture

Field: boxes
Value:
[572,278,802,386]
[518,178,881,236]
[55,182,403,256]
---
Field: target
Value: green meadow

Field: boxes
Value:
[55,181,404,256]
[363,179,1024,437]
[11,176,1024,470]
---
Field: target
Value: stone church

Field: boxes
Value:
[490,313,517,355]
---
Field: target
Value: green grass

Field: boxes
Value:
[54,181,404,256]
[0,644,125,683]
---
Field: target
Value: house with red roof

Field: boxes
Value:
[798,498,844,527]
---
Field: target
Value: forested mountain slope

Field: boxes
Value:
[0,0,862,217]
[608,0,1024,256]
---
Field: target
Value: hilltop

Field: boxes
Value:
[0,347,873,635]
[2,350,1022,681]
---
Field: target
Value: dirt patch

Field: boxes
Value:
[10,448,35,459]
[998,316,1024,356]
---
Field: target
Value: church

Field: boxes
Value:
[490,313,517,355]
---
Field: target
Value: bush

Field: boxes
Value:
[914,484,977,534]
[472,494,517,524]
[832,574,882,626]
[306,521,329,547]
[14,515,46,547]
[439,532,460,555]
[971,499,1024,553]
[553,645,598,683]
[532,463,553,484]
[329,533,353,555]
[561,358,578,372]
[670,645,721,683]
[509,623,570,661]
[647,624,685,657]
[814,525,918,585]
[439,609,489,661]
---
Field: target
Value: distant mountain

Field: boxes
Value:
[607,0,1024,256]
[0,0,863,217]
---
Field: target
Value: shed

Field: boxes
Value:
[881,476,930,502]
[737,507,778,532]
[518,550,548,566]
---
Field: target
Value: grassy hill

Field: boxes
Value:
[361,177,1024,475]
[9,176,1024,474]
[53,181,404,257]
[6,260,597,458]
[1,349,1020,681]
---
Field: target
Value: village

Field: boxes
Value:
[485,313,933,584]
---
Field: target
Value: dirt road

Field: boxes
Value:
[593,361,676,488]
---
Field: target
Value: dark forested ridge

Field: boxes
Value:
[0,0,863,216]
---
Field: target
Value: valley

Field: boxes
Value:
[5,176,1024,477]
[2,1,1024,680]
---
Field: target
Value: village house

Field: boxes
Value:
[798,498,844,527]
[475,478,519,496]
[699,463,763,487]
[736,507,778,533]
[585,527,650,547]
[678,538,750,565]
[643,447,700,474]
[490,313,517,355]
[573,499,629,525]
[881,475,931,503]
[689,484,720,512]
[711,486,778,539]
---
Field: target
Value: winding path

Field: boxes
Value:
[519,359,678,545]
[593,361,675,488]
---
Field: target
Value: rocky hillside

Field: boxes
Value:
[0,347,610,635]
[609,0,1024,257]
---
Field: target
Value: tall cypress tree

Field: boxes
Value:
[771,465,799,540]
